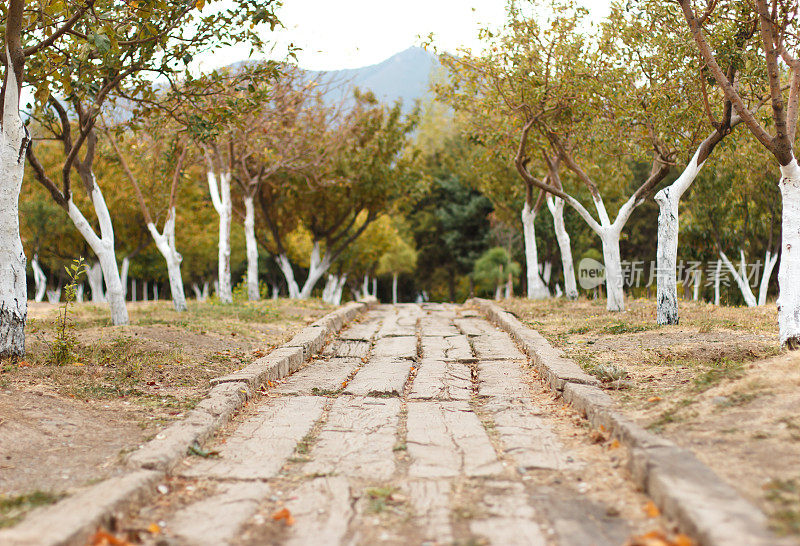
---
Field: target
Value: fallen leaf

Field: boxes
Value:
[341,382,347,388]
[647,396,662,403]
[623,529,693,546]
[147,522,161,535]
[674,535,694,546]
[643,500,661,518]
[271,507,295,526]
[609,439,621,450]
[74,362,85,366]
[89,529,133,546]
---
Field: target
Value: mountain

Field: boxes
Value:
[305,47,439,111]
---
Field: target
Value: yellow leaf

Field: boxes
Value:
[271,507,295,526]
[74,362,85,367]
[609,439,621,450]
[195,0,205,9]
[147,522,160,535]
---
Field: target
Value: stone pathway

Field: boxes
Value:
[128,304,656,545]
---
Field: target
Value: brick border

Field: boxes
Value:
[0,299,375,546]
[470,298,789,546]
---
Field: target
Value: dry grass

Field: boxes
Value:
[502,296,800,537]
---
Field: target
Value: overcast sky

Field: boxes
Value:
[200,0,613,72]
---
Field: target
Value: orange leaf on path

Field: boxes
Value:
[89,529,133,546]
[272,507,295,526]
[147,522,161,535]
[643,500,661,518]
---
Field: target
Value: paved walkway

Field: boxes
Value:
[132,304,650,545]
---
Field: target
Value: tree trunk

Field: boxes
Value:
[333,274,347,305]
[0,61,28,357]
[143,280,149,302]
[271,282,279,300]
[66,182,127,325]
[147,208,187,312]
[243,195,259,301]
[714,260,721,305]
[192,283,204,301]
[777,160,800,347]
[131,278,136,302]
[154,283,158,301]
[542,261,552,285]
[208,170,232,303]
[276,254,300,298]
[46,288,60,304]
[719,250,757,307]
[758,249,779,306]
[120,256,130,300]
[76,283,84,303]
[362,274,369,298]
[322,274,335,303]
[693,270,701,301]
[599,228,625,312]
[31,255,46,302]
[86,262,105,303]
[654,152,706,324]
[548,194,578,299]
[505,271,513,299]
[298,242,331,299]
[494,284,502,301]
[521,201,549,299]
[392,272,398,304]
[371,277,377,298]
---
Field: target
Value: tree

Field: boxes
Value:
[106,126,189,311]
[24,0,280,321]
[0,0,91,357]
[377,234,418,304]
[677,0,800,347]
[473,247,521,300]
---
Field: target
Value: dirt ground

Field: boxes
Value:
[502,296,800,538]
[0,299,331,527]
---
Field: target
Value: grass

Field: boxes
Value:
[599,321,656,335]
[646,398,696,433]
[365,486,402,513]
[0,491,64,528]
[765,478,800,535]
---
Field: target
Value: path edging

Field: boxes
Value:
[0,299,374,546]
[470,298,787,546]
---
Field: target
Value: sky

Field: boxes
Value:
[200,0,613,72]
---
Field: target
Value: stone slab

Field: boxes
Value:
[478,360,531,402]
[406,479,454,544]
[181,396,325,480]
[282,477,353,546]
[454,317,498,337]
[409,359,471,401]
[372,335,417,359]
[420,335,474,362]
[469,482,546,546]
[211,346,304,388]
[305,397,400,479]
[406,401,502,478]
[339,318,381,342]
[285,326,328,360]
[322,339,371,359]
[472,332,525,360]
[489,401,570,471]
[344,358,412,396]
[419,316,461,336]
[272,358,360,395]
[168,482,271,545]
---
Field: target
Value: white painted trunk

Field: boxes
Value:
[714,260,721,306]
[298,242,331,299]
[372,277,377,298]
[654,151,704,325]
[542,261,552,285]
[86,262,105,303]
[192,283,204,301]
[208,170,233,303]
[76,283,84,303]
[202,282,209,300]
[131,278,136,302]
[143,281,149,302]
[719,250,757,307]
[392,272,398,304]
[276,254,300,299]
[521,202,549,300]
[777,160,800,347]
[66,183,127,325]
[0,61,28,356]
[333,274,347,306]
[504,276,513,299]
[120,257,130,300]
[546,195,578,300]
[154,284,159,301]
[46,288,60,304]
[147,209,187,312]
[693,270,701,301]
[31,255,46,302]
[555,283,563,298]
[322,274,336,304]
[243,196,259,301]
[758,249,779,306]
[494,285,502,301]
[271,282,279,300]
[600,228,625,312]
[362,274,369,297]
